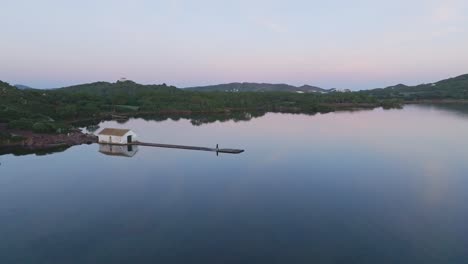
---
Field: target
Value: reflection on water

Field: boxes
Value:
[412,103,468,117]
[0,145,70,157]
[79,110,298,130]
[99,144,139,157]
[75,104,468,133]
[2,104,468,263]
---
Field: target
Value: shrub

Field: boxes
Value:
[32,122,54,133]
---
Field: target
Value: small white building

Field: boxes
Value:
[98,128,137,144]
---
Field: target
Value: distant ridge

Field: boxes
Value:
[54,79,178,95]
[14,84,34,90]
[367,73,468,99]
[184,82,332,93]
[7,73,468,95]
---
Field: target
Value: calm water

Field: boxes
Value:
[1,105,468,263]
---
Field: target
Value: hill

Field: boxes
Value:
[55,80,179,96]
[184,82,331,93]
[0,78,383,135]
[2,73,467,136]
[365,74,468,100]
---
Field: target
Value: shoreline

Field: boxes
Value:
[405,99,468,104]
[0,123,97,155]
[1,99,467,155]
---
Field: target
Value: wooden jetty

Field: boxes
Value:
[107,142,244,154]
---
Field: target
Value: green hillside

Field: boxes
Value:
[3,73,468,135]
[55,80,178,95]
[0,80,180,133]
[365,74,468,100]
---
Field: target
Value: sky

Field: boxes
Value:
[1,0,468,90]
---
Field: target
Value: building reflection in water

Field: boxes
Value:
[99,144,139,158]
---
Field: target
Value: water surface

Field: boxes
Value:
[1,105,468,263]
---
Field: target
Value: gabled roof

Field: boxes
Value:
[98,128,131,136]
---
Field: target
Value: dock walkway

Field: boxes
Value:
[107,142,244,154]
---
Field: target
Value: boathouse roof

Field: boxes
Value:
[98,128,131,136]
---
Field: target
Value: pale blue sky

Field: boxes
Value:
[1,0,467,89]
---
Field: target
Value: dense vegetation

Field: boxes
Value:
[2,74,467,134]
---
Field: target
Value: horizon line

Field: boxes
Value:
[5,72,467,91]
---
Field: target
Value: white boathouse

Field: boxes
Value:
[98,128,137,144]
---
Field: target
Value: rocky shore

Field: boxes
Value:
[0,123,97,154]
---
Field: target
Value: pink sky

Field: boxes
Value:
[1,0,468,89]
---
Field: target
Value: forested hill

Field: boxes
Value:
[55,80,178,95]
[1,81,15,91]
[0,80,180,134]
[364,74,468,100]
[0,79,381,134]
[1,74,468,134]
[184,82,331,93]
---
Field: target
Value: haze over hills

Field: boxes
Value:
[183,74,468,95]
[43,73,466,100]
[3,73,467,97]
[14,84,34,90]
[184,83,334,93]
